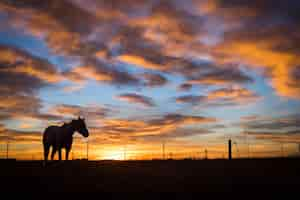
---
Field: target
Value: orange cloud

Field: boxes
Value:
[71,66,114,82]
[207,87,261,104]
[0,94,41,118]
[50,104,108,118]
[0,0,93,56]
[202,0,300,99]
[0,45,62,83]
[99,114,216,138]
[0,65,62,83]
[117,54,166,70]
[245,131,300,144]
[65,63,140,86]
[215,41,300,99]
[0,128,41,143]
[176,87,260,106]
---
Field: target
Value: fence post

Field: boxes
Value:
[162,141,165,160]
[228,139,232,160]
[6,140,9,159]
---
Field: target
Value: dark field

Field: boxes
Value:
[1,158,300,193]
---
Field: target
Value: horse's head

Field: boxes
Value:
[72,117,89,137]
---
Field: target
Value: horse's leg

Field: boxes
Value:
[51,146,57,160]
[65,148,70,161]
[58,147,62,161]
[43,143,50,163]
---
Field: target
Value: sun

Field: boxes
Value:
[100,150,124,160]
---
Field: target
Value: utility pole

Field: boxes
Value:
[86,140,89,160]
[204,148,208,160]
[281,142,284,157]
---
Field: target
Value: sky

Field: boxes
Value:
[0,0,300,160]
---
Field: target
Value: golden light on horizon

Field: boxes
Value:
[99,149,125,160]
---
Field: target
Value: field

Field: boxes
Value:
[1,158,300,193]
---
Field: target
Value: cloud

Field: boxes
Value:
[213,0,300,21]
[238,114,300,143]
[50,104,109,118]
[47,103,112,129]
[0,123,5,133]
[206,0,300,99]
[176,95,205,105]
[175,87,260,106]
[240,115,259,122]
[0,94,41,116]
[98,113,217,139]
[241,114,300,131]
[0,0,255,93]
[150,113,216,126]
[0,128,41,143]
[0,123,41,143]
[139,127,212,141]
[0,45,62,84]
[117,54,166,71]
[207,87,261,104]
[186,66,253,86]
[244,130,300,144]
[142,72,168,87]
[2,0,299,101]
[177,83,193,91]
[71,113,216,145]
[116,93,155,107]
[129,0,206,47]
[0,0,98,56]
[64,59,141,86]
[214,40,300,99]
[0,45,64,122]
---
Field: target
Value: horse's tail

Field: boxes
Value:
[42,128,46,144]
[42,127,51,164]
[42,127,50,143]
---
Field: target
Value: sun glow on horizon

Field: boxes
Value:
[99,149,125,160]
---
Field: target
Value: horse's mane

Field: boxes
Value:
[61,121,71,128]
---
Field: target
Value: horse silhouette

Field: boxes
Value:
[43,117,89,162]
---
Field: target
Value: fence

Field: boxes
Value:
[0,141,300,160]
[1,137,300,160]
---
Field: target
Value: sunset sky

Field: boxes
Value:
[0,0,300,160]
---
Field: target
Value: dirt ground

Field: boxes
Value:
[1,158,299,193]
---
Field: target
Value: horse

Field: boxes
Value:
[42,117,89,162]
